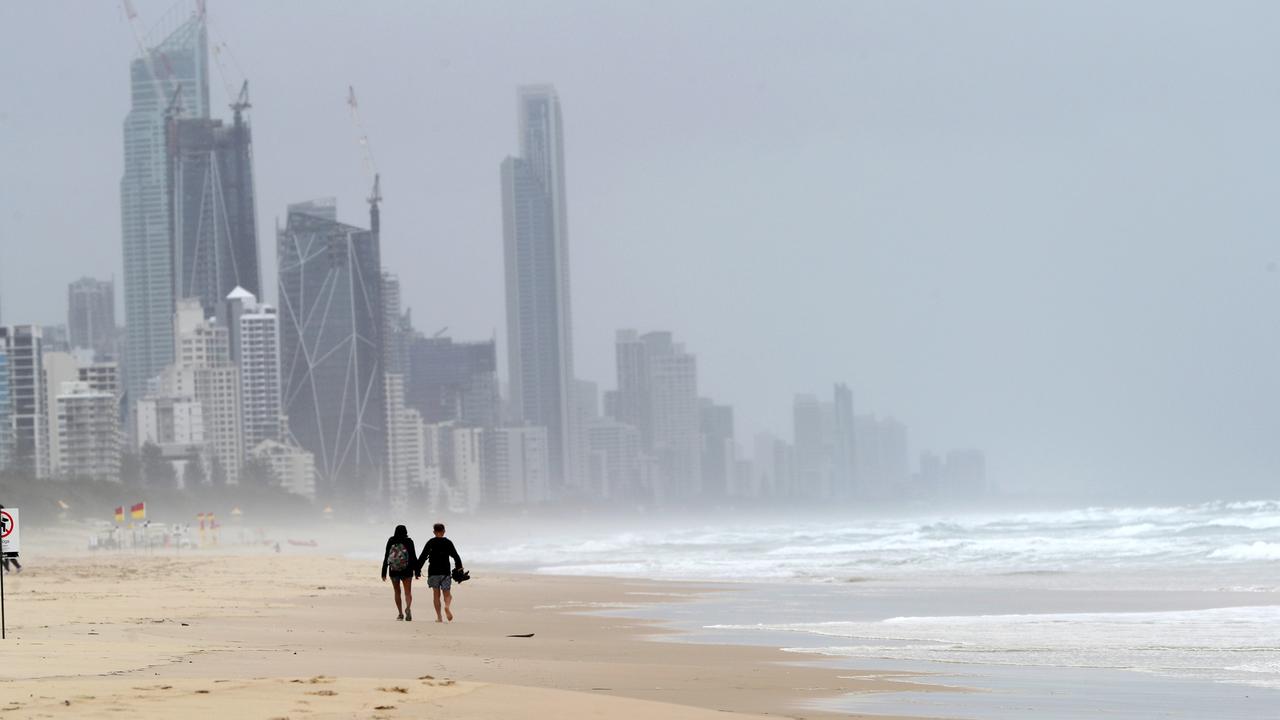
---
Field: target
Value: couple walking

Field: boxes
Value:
[381,523,463,622]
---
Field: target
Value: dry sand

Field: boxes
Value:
[0,552,922,718]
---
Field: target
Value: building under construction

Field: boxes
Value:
[168,85,261,317]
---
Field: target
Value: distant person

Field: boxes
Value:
[417,523,463,622]
[381,525,420,621]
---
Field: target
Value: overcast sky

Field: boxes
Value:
[2,1,1279,498]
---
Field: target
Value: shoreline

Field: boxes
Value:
[0,551,924,719]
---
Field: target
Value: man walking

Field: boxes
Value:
[417,523,463,622]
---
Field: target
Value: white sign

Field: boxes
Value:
[1,508,18,557]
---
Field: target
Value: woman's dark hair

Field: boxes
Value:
[433,523,445,534]
[393,524,408,539]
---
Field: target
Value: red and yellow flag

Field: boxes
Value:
[130,502,146,520]
[114,506,124,523]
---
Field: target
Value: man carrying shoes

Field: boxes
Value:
[417,523,463,622]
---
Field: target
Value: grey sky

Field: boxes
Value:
[2,1,1279,497]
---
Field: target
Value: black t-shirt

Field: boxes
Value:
[382,536,417,577]
[418,536,462,576]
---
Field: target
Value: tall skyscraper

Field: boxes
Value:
[277,200,385,500]
[121,10,210,402]
[169,103,261,317]
[501,85,577,491]
[67,277,117,360]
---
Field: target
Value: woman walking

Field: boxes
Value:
[381,525,419,621]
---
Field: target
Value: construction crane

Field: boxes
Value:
[347,85,382,232]
[122,0,172,110]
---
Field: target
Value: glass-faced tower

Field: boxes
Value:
[120,10,210,402]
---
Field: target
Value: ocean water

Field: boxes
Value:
[468,499,1280,712]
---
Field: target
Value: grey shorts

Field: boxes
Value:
[427,574,452,591]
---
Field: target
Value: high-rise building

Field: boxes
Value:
[832,383,856,498]
[381,273,411,376]
[67,277,117,360]
[56,381,121,482]
[699,399,735,498]
[501,85,577,491]
[585,419,643,500]
[169,106,260,317]
[79,362,121,398]
[137,395,204,449]
[277,200,385,500]
[406,337,498,428]
[43,351,81,476]
[121,10,210,403]
[793,393,833,499]
[613,330,652,445]
[0,326,48,478]
[224,288,281,452]
[488,426,549,506]
[384,372,426,512]
[642,332,701,501]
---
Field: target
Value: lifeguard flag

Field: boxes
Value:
[131,502,146,520]
[114,506,124,523]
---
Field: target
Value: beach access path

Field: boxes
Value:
[0,553,924,719]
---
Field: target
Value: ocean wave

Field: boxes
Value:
[1208,541,1280,561]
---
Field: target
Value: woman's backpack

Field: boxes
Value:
[387,542,411,573]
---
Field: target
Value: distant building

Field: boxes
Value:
[501,85,578,491]
[162,299,242,483]
[43,351,82,476]
[224,288,282,452]
[250,439,317,499]
[79,362,121,398]
[753,432,795,498]
[406,336,498,428]
[943,449,987,499]
[585,419,643,499]
[700,399,735,498]
[121,11,209,403]
[137,395,204,448]
[832,384,856,498]
[381,273,411,376]
[56,381,121,482]
[792,393,833,500]
[168,108,260,317]
[613,330,701,501]
[67,277,117,359]
[0,326,48,478]
[277,199,385,500]
[385,373,427,512]
[488,426,550,506]
[642,332,701,501]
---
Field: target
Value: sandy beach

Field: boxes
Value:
[0,551,918,719]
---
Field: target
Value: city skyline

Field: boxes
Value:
[3,1,1277,497]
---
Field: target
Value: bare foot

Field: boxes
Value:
[435,617,443,623]
[445,608,453,622]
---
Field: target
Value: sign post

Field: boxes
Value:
[1,507,18,640]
